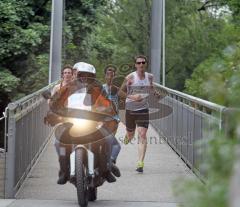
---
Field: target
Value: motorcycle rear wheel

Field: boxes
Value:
[75,148,88,207]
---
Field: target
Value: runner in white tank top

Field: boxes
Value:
[125,71,152,111]
[118,55,154,173]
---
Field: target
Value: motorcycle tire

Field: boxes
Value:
[88,187,97,201]
[75,148,88,207]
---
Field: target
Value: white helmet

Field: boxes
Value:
[73,62,96,75]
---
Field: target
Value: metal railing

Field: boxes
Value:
[4,83,56,198]
[150,83,226,178]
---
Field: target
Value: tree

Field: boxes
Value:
[184,0,240,106]
[63,0,108,64]
[83,0,152,77]
[177,2,240,206]
[198,0,240,23]
[164,0,234,90]
[0,0,51,147]
[0,0,51,102]
[185,41,240,106]
[84,0,235,91]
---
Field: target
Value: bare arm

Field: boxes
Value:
[148,74,168,99]
[47,84,60,105]
[51,84,60,96]
[117,77,128,99]
[117,75,142,101]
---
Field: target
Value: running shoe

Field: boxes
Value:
[136,161,144,173]
[123,135,130,145]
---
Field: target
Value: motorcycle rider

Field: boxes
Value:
[48,62,120,184]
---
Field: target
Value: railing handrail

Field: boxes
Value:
[7,81,58,111]
[154,83,225,112]
[9,81,225,112]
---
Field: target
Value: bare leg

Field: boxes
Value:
[123,129,135,145]
[126,130,135,141]
[137,127,148,162]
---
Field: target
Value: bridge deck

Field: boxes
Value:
[1,123,195,207]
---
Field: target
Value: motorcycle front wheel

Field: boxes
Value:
[75,148,88,207]
[88,187,97,201]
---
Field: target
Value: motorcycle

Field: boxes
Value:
[43,80,118,207]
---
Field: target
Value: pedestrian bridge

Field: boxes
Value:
[0,82,228,207]
[1,0,239,206]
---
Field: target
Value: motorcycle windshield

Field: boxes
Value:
[53,79,117,140]
[50,78,112,120]
[63,83,100,138]
[67,87,92,111]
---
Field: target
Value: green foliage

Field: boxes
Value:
[0,0,49,60]
[0,0,52,131]
[83,0,151,74]
[175,132,237,207]
[0,69,20,95]
[185,42,240,107]
[165,0,236,90]
[79,0,239,91]
[17,53,49,95]
[203,0,240,23]
[183,0,240,106]
[174,2,240,207]
[63,0,108,63]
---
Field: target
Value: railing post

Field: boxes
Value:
[5,103,17,198]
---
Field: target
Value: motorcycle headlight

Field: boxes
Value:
[66,118,101,137]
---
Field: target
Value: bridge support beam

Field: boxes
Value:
[49,0,63,83]
[150,0,164,84]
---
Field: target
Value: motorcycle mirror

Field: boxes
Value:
[42,90,52,100]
